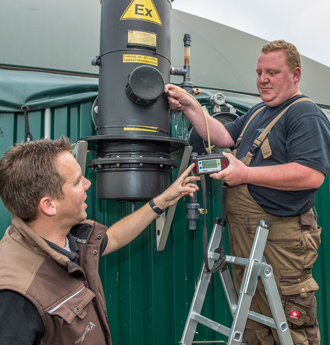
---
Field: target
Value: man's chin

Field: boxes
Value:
[77,213,87,224]
[260,95,278,107]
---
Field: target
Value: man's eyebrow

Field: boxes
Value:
[74,173,83,184]
[256,68,279,73]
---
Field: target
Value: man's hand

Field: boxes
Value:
[209,152,249,186]
[153,163,200,209]
[164,84,192,111]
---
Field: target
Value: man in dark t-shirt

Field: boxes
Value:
[165,40,330,345]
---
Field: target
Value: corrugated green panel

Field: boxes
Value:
[52,106,69,139]
[314,174,330,345]
[0,113,16,236]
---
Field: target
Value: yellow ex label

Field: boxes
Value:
[121,0,162,26]
[123,54,158,66]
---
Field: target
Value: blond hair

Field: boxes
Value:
[262,40,301,80]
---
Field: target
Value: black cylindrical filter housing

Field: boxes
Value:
[82,0,187,201]
[97,0,171,135]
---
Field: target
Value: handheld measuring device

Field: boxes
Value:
[193,154,229,176]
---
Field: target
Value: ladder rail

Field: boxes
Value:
[180,220,224,345]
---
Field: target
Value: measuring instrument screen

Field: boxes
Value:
[194,154,229,175]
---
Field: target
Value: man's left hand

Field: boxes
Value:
[209,152,248,186]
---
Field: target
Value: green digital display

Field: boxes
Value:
[202,159,218,169]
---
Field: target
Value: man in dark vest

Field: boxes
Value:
[165,40,330,345]
[0,137,199,345]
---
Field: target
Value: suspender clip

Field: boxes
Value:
[250,142,259,154]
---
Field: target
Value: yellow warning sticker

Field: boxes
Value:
[123,54,158,66]
[124,127,159,133]
[121,0,162,26]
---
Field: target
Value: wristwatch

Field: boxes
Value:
[149,199,165,215]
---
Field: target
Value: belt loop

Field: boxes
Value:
[312,206,318,220]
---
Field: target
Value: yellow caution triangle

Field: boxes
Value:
[121,0,162,26]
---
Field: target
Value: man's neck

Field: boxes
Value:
[27,219,70,248]
[291,89,302,98]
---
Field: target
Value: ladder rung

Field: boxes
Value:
[247,310,277,328]
[191,341,227,344]
[191,312,231,337]
[208,252,249,267]
[230,306,277,328]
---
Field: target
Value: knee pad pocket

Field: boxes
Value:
[280,276,318,327]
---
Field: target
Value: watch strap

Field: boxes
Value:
[149,199,165,215]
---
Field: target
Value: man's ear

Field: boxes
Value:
[39,197,57,216]
[293,67,301,83]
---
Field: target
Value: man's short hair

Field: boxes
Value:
[261,40,301,80]
[0,137,72,222]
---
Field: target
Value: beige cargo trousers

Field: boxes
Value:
[226,184,321,345]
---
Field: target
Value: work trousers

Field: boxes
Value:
[226,184,321,345]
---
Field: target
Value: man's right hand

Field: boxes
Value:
[164,84,192,111]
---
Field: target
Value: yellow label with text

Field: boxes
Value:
[123,54,158,66]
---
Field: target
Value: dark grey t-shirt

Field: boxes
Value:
[224,95,330,216]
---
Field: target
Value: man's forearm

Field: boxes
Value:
[103,202,158,255]
[212,153,325,191]
[166,85,234,148]
[183,104,234,148]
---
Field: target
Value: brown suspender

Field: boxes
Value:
[233,97,312,166]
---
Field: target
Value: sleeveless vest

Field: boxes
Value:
[0,216,112,345]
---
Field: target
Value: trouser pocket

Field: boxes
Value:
[299,211,322,269]
[280,275,318,328]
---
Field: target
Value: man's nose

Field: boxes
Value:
[259,73,269,83]
[83,177,91,191]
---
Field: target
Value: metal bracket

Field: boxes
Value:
[156,145,193,251]
[72,140,88,176]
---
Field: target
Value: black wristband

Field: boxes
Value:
[149,199,165,215]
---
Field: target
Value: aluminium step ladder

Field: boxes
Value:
[180,219,294,345]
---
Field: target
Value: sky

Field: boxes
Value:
[171,0,330,68]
